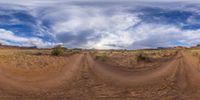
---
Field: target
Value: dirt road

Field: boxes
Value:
[0,51,200,99]
[87,53,180,87]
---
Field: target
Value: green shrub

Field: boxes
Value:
[51,45,64,56]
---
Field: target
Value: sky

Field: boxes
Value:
[0,0,200,49]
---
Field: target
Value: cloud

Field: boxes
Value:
[0,0,200,6]
[31,4,140,49]
[39,2,200,49]
[1,1,200,49]
[129,23,200,49]
[0,29,55,48]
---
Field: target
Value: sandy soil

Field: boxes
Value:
[0,50,200,99]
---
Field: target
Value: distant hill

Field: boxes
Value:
[0,43,37,49]
[157,46,187,50]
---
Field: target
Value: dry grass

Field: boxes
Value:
[0,49,79,80]
[93,49,177,70]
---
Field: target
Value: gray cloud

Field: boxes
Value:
[1,1,200,49]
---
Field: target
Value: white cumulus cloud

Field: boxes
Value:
[0,29,56,48]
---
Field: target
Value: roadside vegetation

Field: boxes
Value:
[92,49,178,70]
[189,50,200,63]
[136,51,151,62]
[95,52,108,62]
[51,45,64,56]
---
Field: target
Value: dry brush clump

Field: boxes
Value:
[189,50,200,63]
[136,51,151,63]
[134,50,177,60]
[95,53,108,62]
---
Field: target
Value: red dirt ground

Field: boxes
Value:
[0,50,200,100]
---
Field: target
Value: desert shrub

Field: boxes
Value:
[95,53,108,61]
[51,45,64,56]
[136,52,151,62]
[192,52,199,57]
[35,52,43,55]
